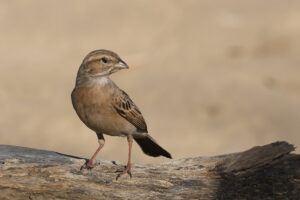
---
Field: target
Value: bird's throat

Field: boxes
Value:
[75,75,112,88]
[96,76,110,86]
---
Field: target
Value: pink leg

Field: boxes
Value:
[81,133,105,170]
[116,135,133,180]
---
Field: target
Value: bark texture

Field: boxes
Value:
[0,141,299,200]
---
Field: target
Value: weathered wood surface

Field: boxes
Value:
[0,141,299,200]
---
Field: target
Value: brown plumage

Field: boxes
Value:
[71,49,171,180]
[112,90,147,133]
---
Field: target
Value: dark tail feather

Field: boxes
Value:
[134,136,172,159]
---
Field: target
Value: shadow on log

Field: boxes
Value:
[0,141,299,199]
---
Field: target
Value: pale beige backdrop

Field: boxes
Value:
[1,0,300,164]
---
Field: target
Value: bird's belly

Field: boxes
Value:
[81,108,135,137]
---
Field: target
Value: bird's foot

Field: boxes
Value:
[115,165,132,180]
[80,161,99,170]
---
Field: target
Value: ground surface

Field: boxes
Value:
[0,142,299,200]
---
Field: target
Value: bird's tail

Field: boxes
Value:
[134,135,172,159]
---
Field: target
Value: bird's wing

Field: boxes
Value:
[112,90,148,133]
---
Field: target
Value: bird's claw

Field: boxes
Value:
[115,165,132,180]
[115,165,126,173]
[80,162,98,171]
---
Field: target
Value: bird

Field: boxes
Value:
[71,49,172,179]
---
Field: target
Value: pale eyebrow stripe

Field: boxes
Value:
[85,55,103,63]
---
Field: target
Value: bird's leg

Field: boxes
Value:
[81,133,105,170]
[116,135,133,180]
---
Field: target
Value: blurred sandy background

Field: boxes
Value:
[0,0,300,164]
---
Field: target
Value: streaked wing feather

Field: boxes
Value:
[112,90,148,133]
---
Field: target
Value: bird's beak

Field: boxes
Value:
[115,60,129,70]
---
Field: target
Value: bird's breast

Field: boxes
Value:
[71,86,136,136]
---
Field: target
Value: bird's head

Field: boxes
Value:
[78,49,128,78]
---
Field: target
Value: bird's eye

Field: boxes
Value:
[101,57,108,63]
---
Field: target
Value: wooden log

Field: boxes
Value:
[0,141,299,199]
